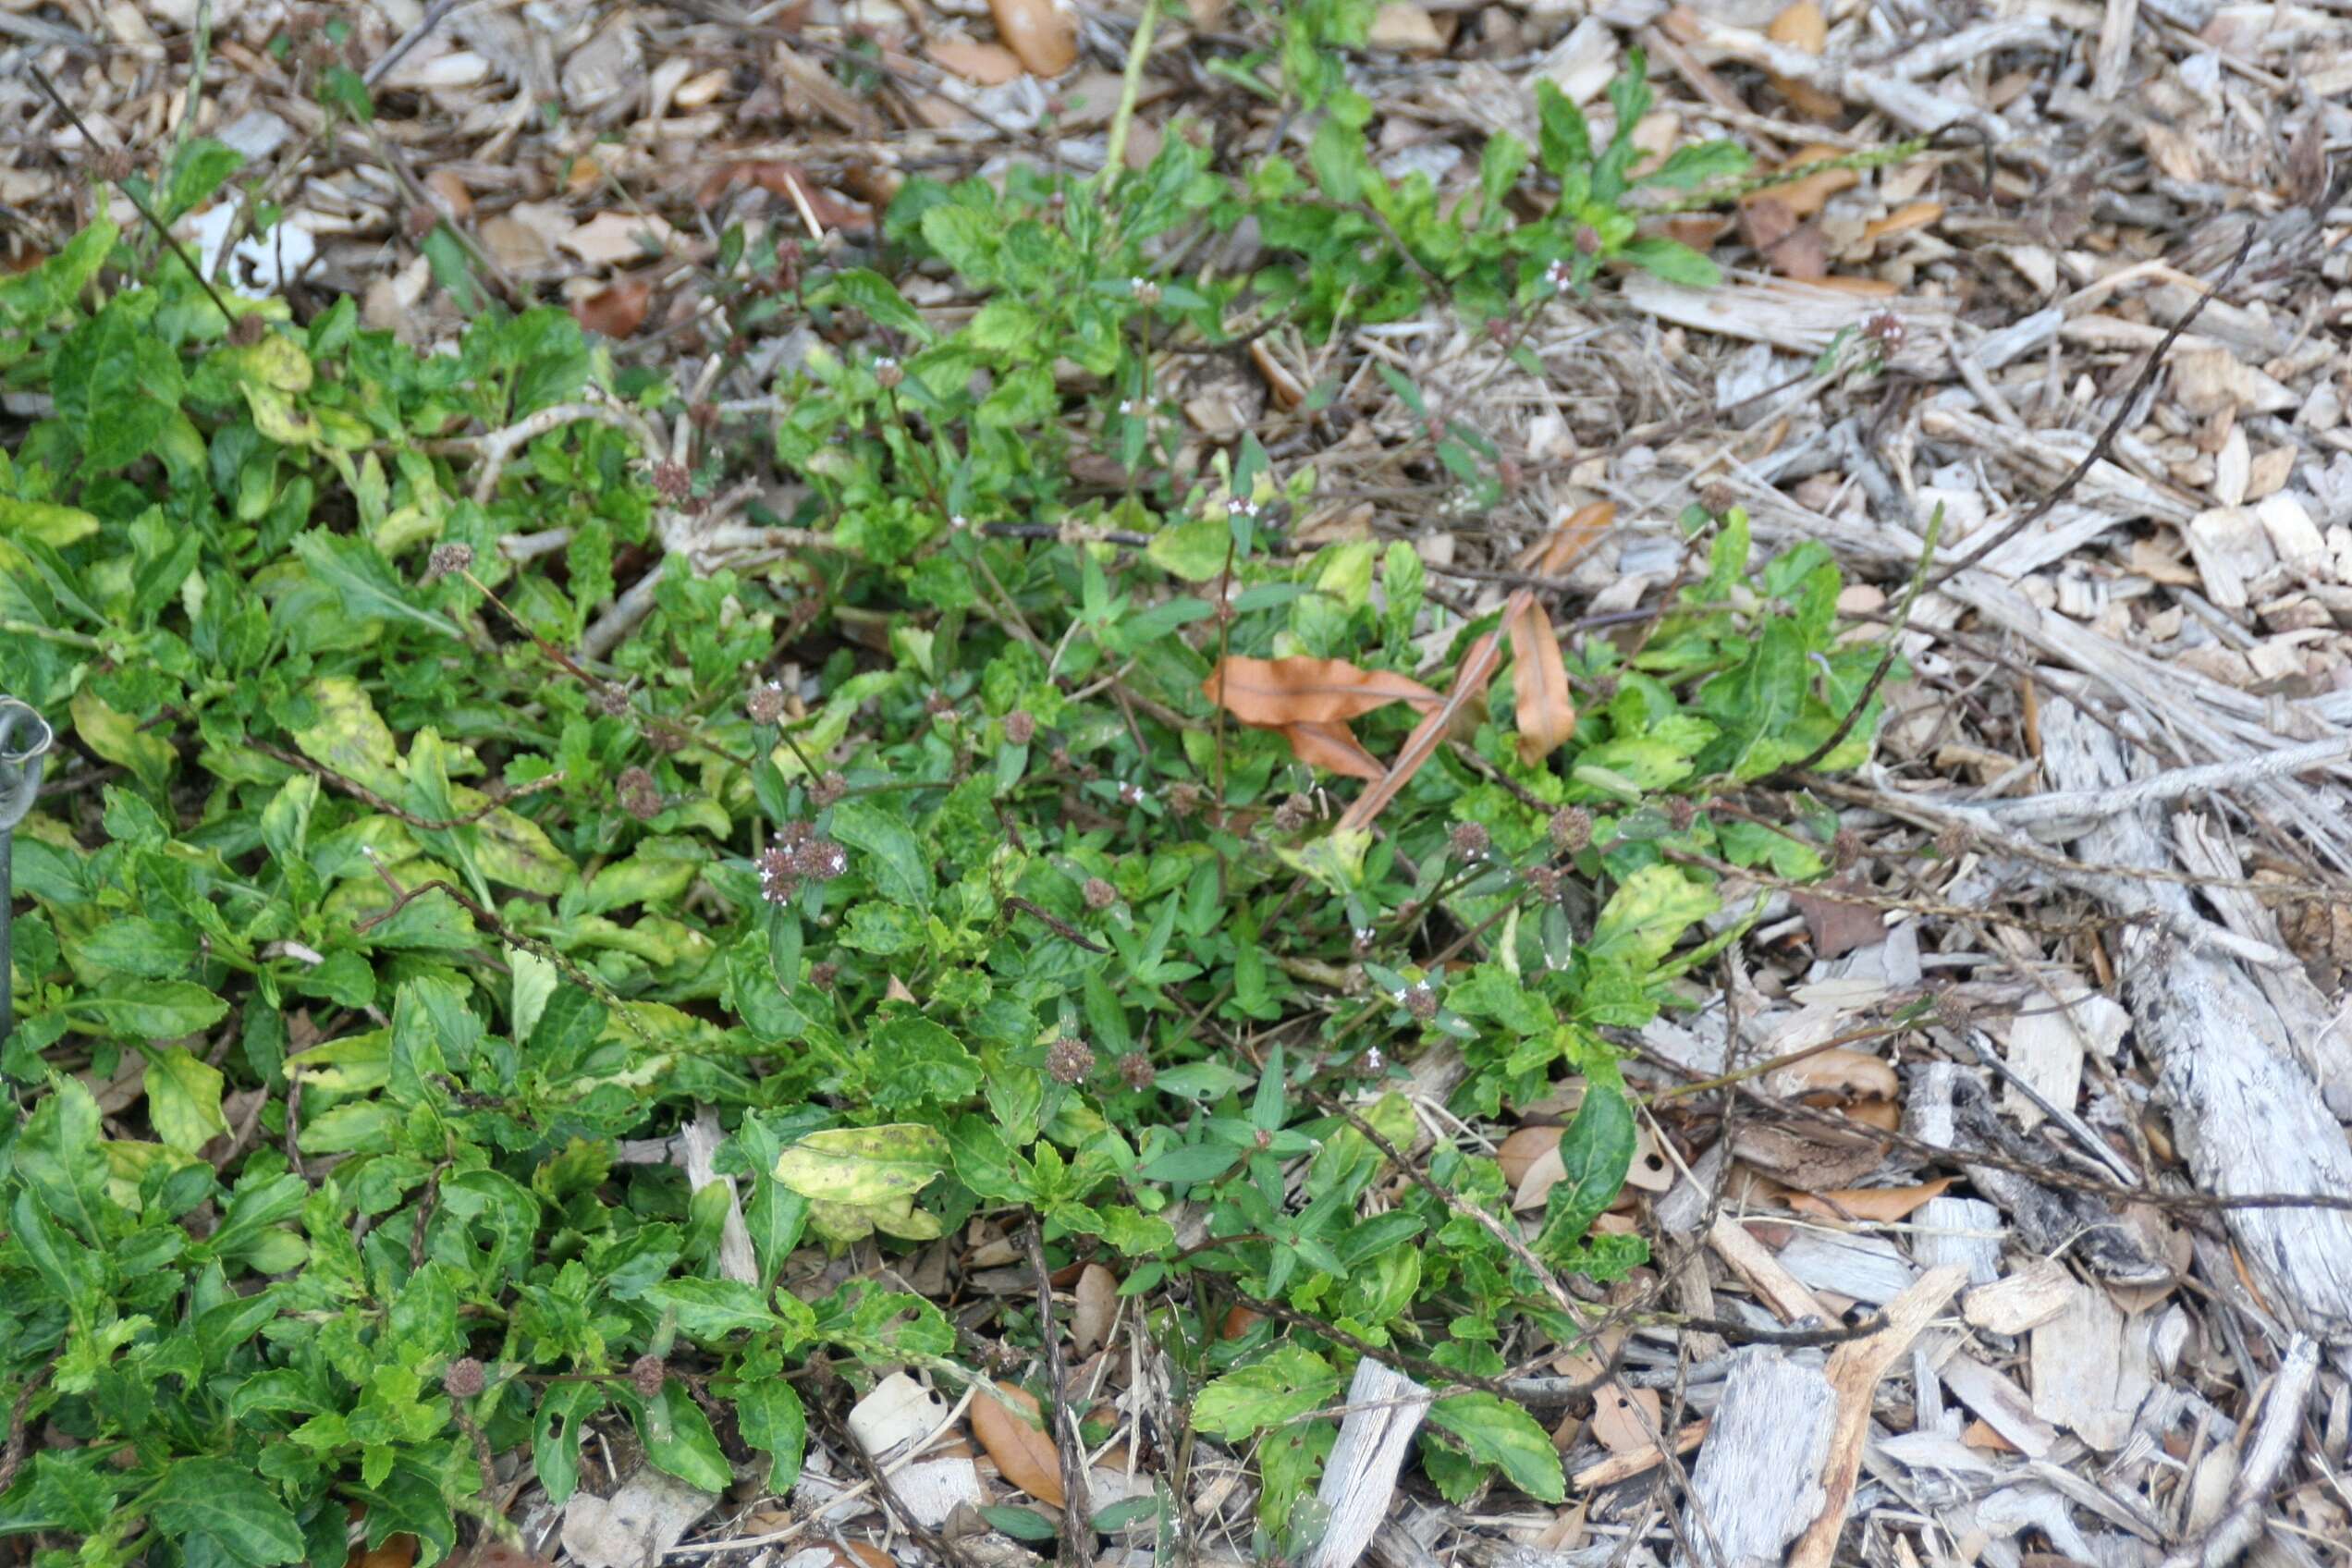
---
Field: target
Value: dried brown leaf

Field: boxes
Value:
[1863,200,1943,242]
[1788,1178,1954,1223]
[1789,881,1885,959]
[989,0,1078,77]
[1335,623,1506,835]
[350,1536,419,1568]
[1496,1125,1561,1188]
[1772,1047,1899,1100]
[1071,1263,1118,1358]
[1767,0,1826,51]
[570,278,653,338]
[1750,145,1860,221]
[1526,499,1615,577]
[1202,656,1442,727]
[1589,1382,1664,1454]
[1280,721,1387,781]
[1504,591,1576,766]
[928,36,1026,85]
[971,1382,1065,1507]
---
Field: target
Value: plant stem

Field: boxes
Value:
[1098,0,1160,191]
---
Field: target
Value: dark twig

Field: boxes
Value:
[1022,1221,1095,1568]
[243,737,562,830]
[818,1405,978,1568]
[1770,503,1944,780]
[0,1364,51,1495]
[1925,224,2255,590]
[1002,897,1110,954]
[27,64,238,328]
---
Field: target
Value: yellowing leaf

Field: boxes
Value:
[1503,590,1576,766]
[144,1047,228,1154]
[774,1124,949,1245]
[0,496,100,547]
[71,688,176,791]
[293,677,405,795]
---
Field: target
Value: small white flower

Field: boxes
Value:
[1544,258,1573,291]
[1119,780,1146,805]
[1354,925,1377,944]
[1364,1048,1384,1073]
[1119,398,1138,416]
[949,513,969,530]
[875,356,897,369]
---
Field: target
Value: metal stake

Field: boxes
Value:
[0,696,55,1050]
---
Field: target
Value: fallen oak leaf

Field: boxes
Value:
[970,1381,1065,1506]
[1503,590,1576,766]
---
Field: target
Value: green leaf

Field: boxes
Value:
[1589,864,1718,968]
[145,1046,230,1153]
[150,1458,304,1565]
[1635,140,1750,191]
[830,798,935,908]
[66,979,230,1037]
[1137,1144,1239,1184]
[732,1379,807,1492]
[534,1382,606,1505]
[633,1378,732,1493]
[1193,1346,1340,1438]
[12,1076,115,1243]
[1427,1393,1566,1502]
[1146,515,1232,582]
[164,138,246,221]
[1535,1079,1635,1256]
[826,268,936,344]
[289,531,464,640]
[52,304,184,471]
[867,1014,983,1111]
[1533,80,1591,176]
[1619,236,1720,288]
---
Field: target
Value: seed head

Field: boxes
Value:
[1273,792,1313,834]
[228,312,267,348]
[590,683,632,718]
[747,680,789,726]
[1831,828,1865,871]
[874,356,903,389]
[808,771,848,809]
[1047,1036,1096,1084]
[1574,225,1602,256]
[1083,876,1117,911]
[791,836,847,881]
[1130,276,1162,306]
[1525,865,1562,903]
[630,1353,668,1400]
[617,766,662,822]
[1403,982,1439,1021]
[1117,1051,1155,1091]
[1167,782,1204,819]
[443,1356,486,1399]
[89,147,135,185]
[756,845,799,904]
[1549,806,1593,852]
[1665,796,1697,832]
[1933,986,1974,1035]
[1003,710,1035,745]
[423,541,474,584]
[1450,822,1490,861]
[809,961,838,989]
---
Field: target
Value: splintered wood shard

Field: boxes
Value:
[1307,1360,1431,1568]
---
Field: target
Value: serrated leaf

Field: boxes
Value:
[150,1459,304,1565]
[1427,1393,1565,1502]
[1193,1346,1339,1438]
[144,1046,229,1153]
